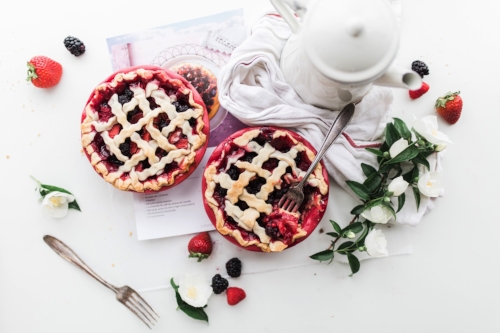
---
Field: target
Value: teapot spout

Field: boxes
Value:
[374,65,422,90]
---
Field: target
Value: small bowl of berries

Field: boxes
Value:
[80,65,210,193]
[202,126,329,253]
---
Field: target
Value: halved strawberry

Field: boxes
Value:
[409,82,430,99]
[130,112,143,124]
[176,138,189,149]
[141,130,151,141]
[130,142,138,154]
[168,128,183,144]
[109,124,121,138]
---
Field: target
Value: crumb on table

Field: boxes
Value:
[129,231,133,237]
[319,228,324,234]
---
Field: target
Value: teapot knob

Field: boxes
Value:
[347,17,364,37]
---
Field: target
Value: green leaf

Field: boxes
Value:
[381,202,396,219]
[343,222,363,234]
[386,145,419,164]
[392,164,403,178]
[330,220,342,234]
[350,205,365,215]
[336,241,355,254]
[347,253,361,276]
[310,250,334,262]
[364,173,382,193]
[170,278,179,291]
[412,153,430,171]
[68,201,82,212]
[385,123,401,147]
[364,198,383,211]
[40,184,74,196]
[361,163,377,177]
[326,232,339,238]
[413,187,421,211]
[179,304,209,323]
[354,223,370,247]
[380,142,390,153]
[378,163,393,174]
[403,165,417,183]
[393,118,412,140]
[365,148,383,157]
[346,181,370,201]
[397,193,406,213]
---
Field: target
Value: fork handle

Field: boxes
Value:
[44,235,117,293]
[298,103,356,187]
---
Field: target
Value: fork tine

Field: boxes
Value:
[291,202,300,213]
[133,291,159,319]
[278,195,286,207]
[123,300,152,329]
[131,293,158,322]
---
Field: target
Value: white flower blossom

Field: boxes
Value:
[418,172,443,197]
[413,116,452,146]
[41,191,75,218]
[435,143,447,152]
[178,273,212,308]
[389,138,409,158]
[388,176,409,196]
[361,205,393,224]
[365,229,388,257]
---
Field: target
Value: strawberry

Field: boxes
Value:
[435,91,462,124]
[409,82,429,99]
[108,124,121,138]
[226,287,246,306]
[26,56,63,88]
[187,232,212,262]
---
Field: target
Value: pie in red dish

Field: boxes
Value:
[202,127,329,252]
[171,63,220,120]
[81,65,209,192]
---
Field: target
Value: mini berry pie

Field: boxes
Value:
[170,63,220,120]
[203,127,329,252]
[81,65,209,192]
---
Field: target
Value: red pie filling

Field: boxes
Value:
[81,67,209,192]
[210,128,325,245]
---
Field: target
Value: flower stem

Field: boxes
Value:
[327,215,359,250]
[30,175,42,186]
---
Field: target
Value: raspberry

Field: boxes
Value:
[226,258,242,278]
[211,274,229,294]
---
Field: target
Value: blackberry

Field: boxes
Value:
[211,274,229,294]
[119,138,131,157]
[119,88,134,105]
[227,165,240,180]
[172,101,189,112]
[265,225,281,239]
[411,60,429,78]
[63,36,86,56]
[226,258,242,278]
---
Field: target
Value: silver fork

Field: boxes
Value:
[43,235,159,329]
[279,103,356,213]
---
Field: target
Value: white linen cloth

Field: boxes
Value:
[218,12,443,227]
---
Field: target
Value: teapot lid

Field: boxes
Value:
[302,0,399,84]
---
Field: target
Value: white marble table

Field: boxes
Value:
[1,0,499,332]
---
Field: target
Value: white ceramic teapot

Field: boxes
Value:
[270,0,422,110]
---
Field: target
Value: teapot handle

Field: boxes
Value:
[270,0,304,34]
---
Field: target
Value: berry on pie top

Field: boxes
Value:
[81,66,209,192]
[203,127,329,252]
[171,63,220,120]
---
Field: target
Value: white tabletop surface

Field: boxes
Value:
[1,0,499,332]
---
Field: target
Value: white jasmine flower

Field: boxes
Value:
[435,143,447,152]
[178,273,212,308]
[361,205,393,224]
[418,172,443,197]
[413,116,452,146]
[41,191,75,219]
[365,229,388,257]
[389,138,409,158]
[388,176,409,196]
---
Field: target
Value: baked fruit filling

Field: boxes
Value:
[172,63,220,120]
[81,68,207,192]
[204,127,328,252]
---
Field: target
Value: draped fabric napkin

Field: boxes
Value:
[218,10,443,227]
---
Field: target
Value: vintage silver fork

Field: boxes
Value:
[279,103,356,213]
[43,235,159,329]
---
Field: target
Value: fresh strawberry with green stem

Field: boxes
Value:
[26,56,63,88]
[227,287,246,306]
[188,232,212,262]
[409,82,429,99]
[435,91,462,124]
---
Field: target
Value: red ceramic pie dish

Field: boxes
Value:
[81,65,210,193]
[202,126,329,252]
